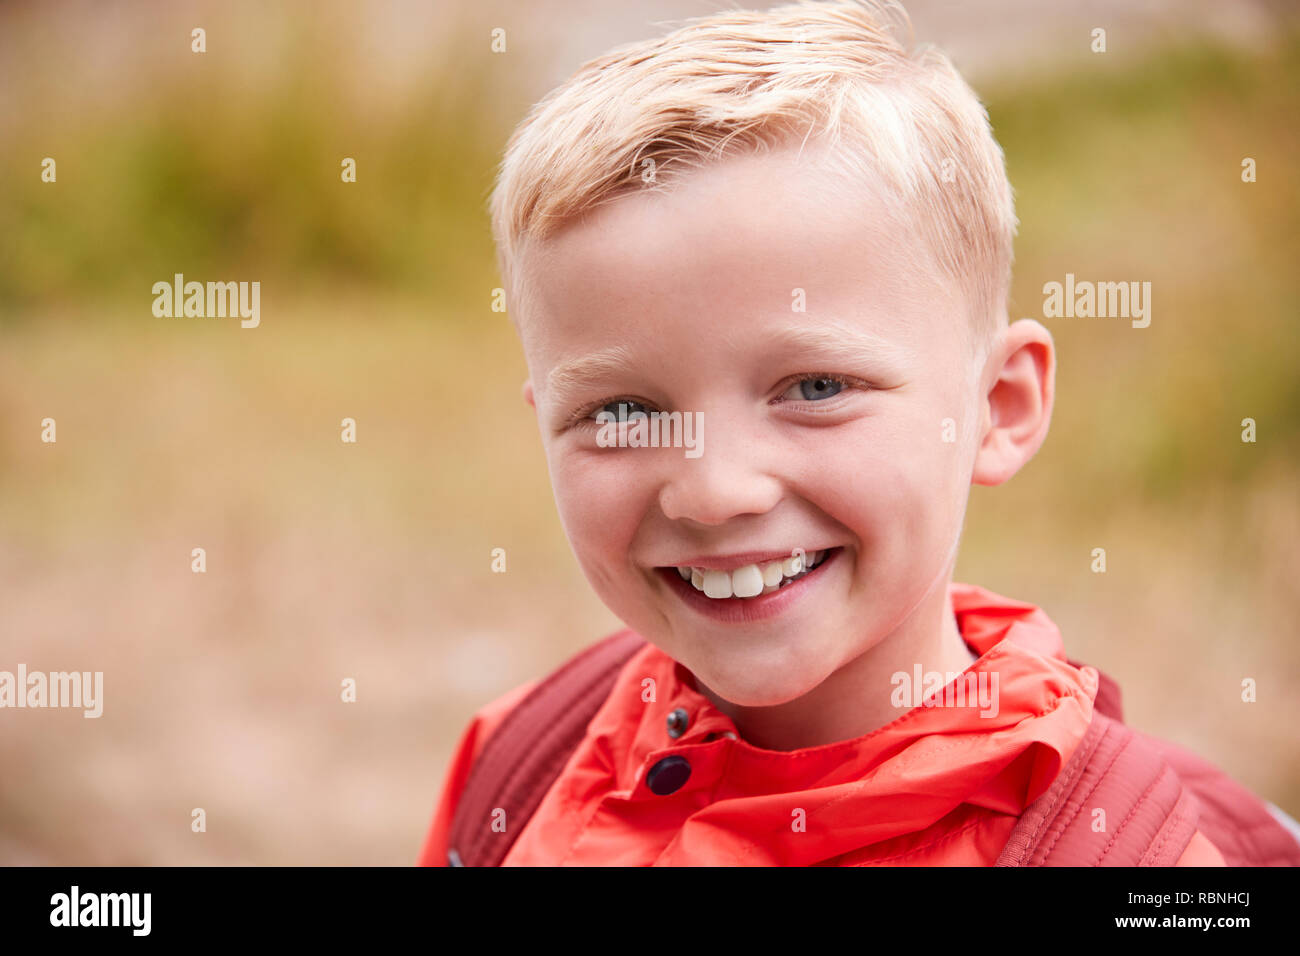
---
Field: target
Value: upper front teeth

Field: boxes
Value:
[675,551,828,600]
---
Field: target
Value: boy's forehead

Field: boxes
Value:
[524,145,894,295]
[515,143,959,376]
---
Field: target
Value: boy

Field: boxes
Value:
[418,0,1300,865]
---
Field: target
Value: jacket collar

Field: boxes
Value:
[584,582,1101,864]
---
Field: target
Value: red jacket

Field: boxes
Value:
[419,582,1227,865]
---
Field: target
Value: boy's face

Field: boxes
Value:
[515,143,992,707]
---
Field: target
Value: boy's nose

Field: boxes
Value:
[656,427,783,526]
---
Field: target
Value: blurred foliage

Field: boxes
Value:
[0,24,506,315]
[981,34,1300,514]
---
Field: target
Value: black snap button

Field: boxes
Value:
[666,707,690,739]
[646,755,691,795]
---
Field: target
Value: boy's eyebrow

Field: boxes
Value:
[545,344,640,409]
[544,321,915,407]
[760,321,917,375]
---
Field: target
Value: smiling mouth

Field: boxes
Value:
[657,547,841,600]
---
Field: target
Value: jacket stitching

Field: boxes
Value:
[1099,757,1168,862]
[1006,718,1102,864]
[1141,792,1193,865]
[1033,722,1124,864]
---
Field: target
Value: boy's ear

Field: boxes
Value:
[522,378,536,409]
[971,319,1055,487]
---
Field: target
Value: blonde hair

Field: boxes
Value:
[490,0,1017,348]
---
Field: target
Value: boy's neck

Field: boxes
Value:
[692,575,978,752]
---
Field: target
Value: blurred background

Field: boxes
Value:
[0,0,1296,864]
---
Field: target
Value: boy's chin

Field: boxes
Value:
[689,659,831,709]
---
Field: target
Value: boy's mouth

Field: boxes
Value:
[653,547,842,621]
[665,548,836,598]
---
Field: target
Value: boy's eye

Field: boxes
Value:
[590,399,654,421]
[783,376,845,401]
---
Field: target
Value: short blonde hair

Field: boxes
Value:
[490,0,1017,348]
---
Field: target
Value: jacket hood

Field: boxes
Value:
[505,582,1101,865]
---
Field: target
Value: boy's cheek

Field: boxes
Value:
[552,467,646,552]
[841,472,964,565]
[551,453,627,509]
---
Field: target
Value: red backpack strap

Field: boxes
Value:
[1035,662,1300,866]
[997,711,1199,866]
[446,629,647,866]
[1137,731,1300,866]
